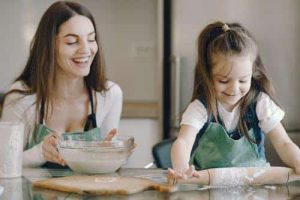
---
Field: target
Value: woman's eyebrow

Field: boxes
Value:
[63,32,95,38]
[63,33,77,38]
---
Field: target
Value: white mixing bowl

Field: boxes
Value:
[58,135,134,174]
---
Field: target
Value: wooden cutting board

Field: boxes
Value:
[33,175,176,195]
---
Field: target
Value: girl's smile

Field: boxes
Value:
[212,54,253,111]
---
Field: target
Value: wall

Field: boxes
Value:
[119,119,161,167]
[84,0,159,102]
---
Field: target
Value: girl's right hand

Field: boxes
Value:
[42,133,66,166]
[167,165,200,184]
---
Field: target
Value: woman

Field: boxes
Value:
[1,1,122,167]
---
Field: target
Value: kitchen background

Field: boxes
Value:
[0,0,299,167]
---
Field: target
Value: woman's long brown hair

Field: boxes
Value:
[2,1,107,120]
[192,21,276,142]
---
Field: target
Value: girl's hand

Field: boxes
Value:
[42,133,66,166]
[167,165,199,184]
[294,156,300,174]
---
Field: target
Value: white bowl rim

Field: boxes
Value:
[58,135,134,152]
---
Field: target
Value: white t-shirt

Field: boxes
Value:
[181,92,285,134]
[1,80,123,167]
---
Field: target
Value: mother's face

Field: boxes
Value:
[55,15,98,78]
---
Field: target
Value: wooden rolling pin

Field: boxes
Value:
[169,166,300,186]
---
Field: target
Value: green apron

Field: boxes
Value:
[190,122,269,170]
[27,124,101,149]
[26,87,102,167]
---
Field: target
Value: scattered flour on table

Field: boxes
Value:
[264,185,276,190]
[94,177,118,183]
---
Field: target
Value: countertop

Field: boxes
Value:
[0,167,300,199]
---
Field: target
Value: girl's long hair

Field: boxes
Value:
[192,21,276,142]
[2,1,107,121]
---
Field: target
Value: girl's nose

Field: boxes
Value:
[228,82,239,94]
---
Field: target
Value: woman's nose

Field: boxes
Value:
[77,40,89,53]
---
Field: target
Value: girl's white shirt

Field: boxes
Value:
[181,92,284,134]
[1,80,123,167]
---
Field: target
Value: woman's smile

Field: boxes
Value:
[72,56,92,68]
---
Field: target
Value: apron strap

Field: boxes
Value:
[245,101,261,144]
[84,87,97,131]
[190,122,209,157]
[39,98,45,124]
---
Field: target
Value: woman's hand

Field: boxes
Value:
[105,128,137,153]
[42,133,66,166]
[104,129,117,141]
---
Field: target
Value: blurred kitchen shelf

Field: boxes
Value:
[122,101,159,119]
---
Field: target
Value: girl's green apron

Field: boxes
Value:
[26,87,102,168]
[190,101,269,170]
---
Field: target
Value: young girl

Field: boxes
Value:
[1,1,123,167]
[170,21,300,179]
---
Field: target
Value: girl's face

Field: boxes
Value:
[55,15,98,78]
[212,54,253,111]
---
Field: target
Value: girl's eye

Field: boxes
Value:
[239,80,248,83]
[219,80,229,84]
